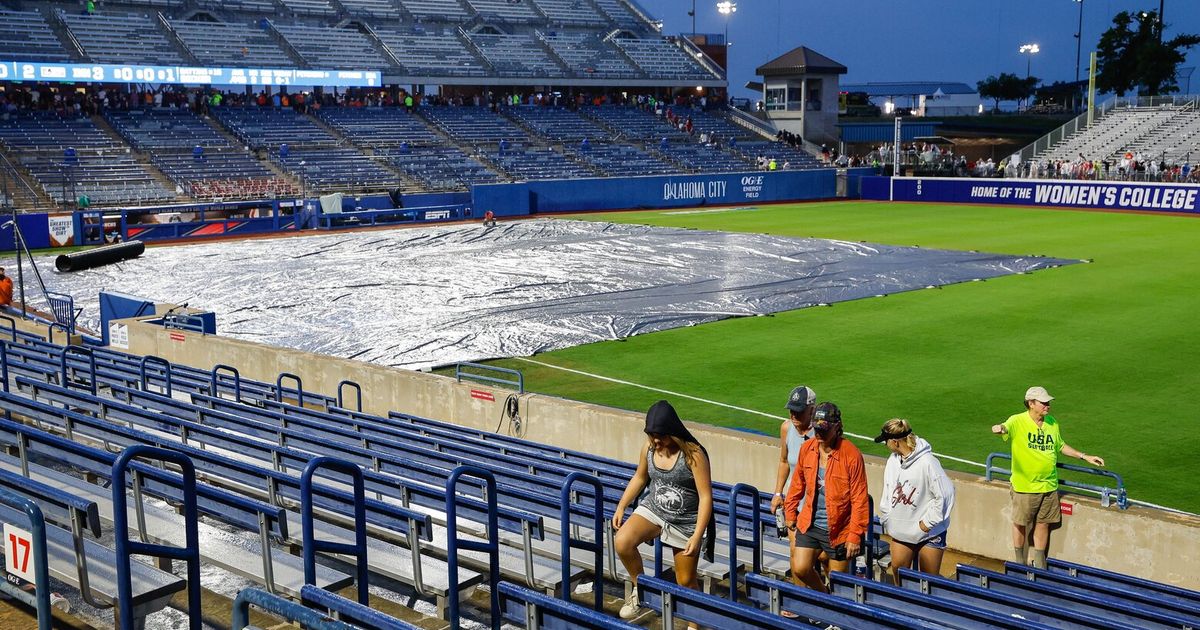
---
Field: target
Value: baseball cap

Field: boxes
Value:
[1024,386,1054,403]
[811,402,842,433]
[785,385,816,413]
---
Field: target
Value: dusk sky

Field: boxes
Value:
[634,0,1200,98]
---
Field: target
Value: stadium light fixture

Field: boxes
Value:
[717,1,737,64]
[1019,43,1040,79]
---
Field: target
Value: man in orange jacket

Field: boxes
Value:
[784,402,870,592]
[0,267,12,309]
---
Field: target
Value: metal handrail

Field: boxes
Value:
[560,472,604,611]
[446,465,500,630]
[232,588,357,630]
[112,445,201,630]
[454,362,523,393]
[301,457,370,605]
[0,488,51,630]
[985,452,1128,509]
[726,482,762,602]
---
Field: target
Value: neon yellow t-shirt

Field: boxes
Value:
[1001,411,1063,493]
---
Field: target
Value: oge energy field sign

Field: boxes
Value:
[885,177,1200,214]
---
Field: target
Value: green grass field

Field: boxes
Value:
[471,200,1200,513]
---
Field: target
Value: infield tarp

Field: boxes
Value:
[16,218,1080,369]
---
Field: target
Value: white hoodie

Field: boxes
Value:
[879,437,955,545]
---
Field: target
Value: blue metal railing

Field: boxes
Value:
[47,322,69,345]
[454,362,523,393]
[301,457,370,605]
[59,345,96,395]
[0,314,17,341]
[337,380,362,412]
[45,291,77,335]
[276,371,304,407]
[446,465,500,630]
[210,364,241,402]
[986,452,1128,509]
[232,587,357,630]
[0,342,8,393]
[159,313,206,333]
[300,584,421,629]
[112,445,201,630]
[726,482,762,602]
[0,488,52,630]
[559,472,604,611]
[139,355,172,397]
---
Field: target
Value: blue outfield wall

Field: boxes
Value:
[861,176,1200,214]
[472,169,838,215]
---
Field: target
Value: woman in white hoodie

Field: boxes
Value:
[874,418,955,585]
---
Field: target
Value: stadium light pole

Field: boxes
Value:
[1019,43,1039,111]
[1074,0,1084,84]
[717,1,736,60]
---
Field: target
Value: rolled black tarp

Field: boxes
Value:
[55,240,145,272]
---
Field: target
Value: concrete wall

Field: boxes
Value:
[121,316,1200,590]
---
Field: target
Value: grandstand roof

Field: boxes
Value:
[840,82,977,97]
[756,46,846,77]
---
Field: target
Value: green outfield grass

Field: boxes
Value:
[473,200,1200,513]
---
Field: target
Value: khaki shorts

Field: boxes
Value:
[632,505,699,550]
[1011,489,1062,525]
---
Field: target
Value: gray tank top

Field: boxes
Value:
[644,448,700,532]
[786,423,811,517]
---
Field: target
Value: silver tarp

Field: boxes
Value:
[14,219,1079,369]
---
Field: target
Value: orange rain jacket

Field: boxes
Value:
[784,436,870,547]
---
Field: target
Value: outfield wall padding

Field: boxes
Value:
[472,169,837,216]
[861,176,1200,214]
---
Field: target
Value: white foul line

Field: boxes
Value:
[514,357,986,469]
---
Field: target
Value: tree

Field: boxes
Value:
[1096,10,1200,96]
[976,73,1039,112]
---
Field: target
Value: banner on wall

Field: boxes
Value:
[47,215,74,247]
[877,177,1200,214]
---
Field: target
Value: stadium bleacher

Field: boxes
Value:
[21,153,176,205]
[384,146,501,190]
[529,0,607,26]
[581,105,687,141]
[0,329,1195,628]
[154,151,294,200]
[272,147,399,193]
[105,109,231,152]
[491,144,596,180]
[505,105,613,143]
[0,114,120,153]
[317,107,442,147]
[211,107,339,150]
[396,0,472,21]
[463,0,542,23]
[374,29,490,77]
[540,31,641,79]
[0,9,72,61]
[170,19,294,68]
[570,142,677,176]
[421,105,534,144]
[468,33,567,78]
[58,10,187,65]
[613,37,710,80]
[272,23,391,69]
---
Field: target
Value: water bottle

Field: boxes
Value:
[1100,488,1112,508]
[774,507,786,538]
[854,554,867,579]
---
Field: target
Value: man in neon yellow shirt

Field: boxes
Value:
[990,386,1105,569]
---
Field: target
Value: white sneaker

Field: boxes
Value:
[618,585,642,619]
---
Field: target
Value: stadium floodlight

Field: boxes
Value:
[1019,43,1040,79]
[1074,0,1085,84]
[717,0,737,63]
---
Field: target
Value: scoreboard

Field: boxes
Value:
[0,60,381,87]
